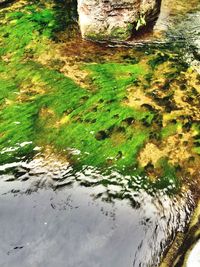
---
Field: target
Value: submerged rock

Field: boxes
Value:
[78,0,161,41]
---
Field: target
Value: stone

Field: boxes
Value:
[78,0,162,41]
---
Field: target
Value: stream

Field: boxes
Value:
[0,0,200,266]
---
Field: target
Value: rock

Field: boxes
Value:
[78,0,161,41]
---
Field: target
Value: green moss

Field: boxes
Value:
[85,24,133,41]
[34,62,152,172]
[0,2,152,170]
[191,123,200,155]
[109,25,132,40]
[161,123,181,138]
[0,51,152,171]
[154,159,180,193]
[0,104,37,163]
[0,6,57,60]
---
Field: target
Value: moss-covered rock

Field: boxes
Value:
[78,0,161,41]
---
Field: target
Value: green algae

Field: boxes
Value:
[109,25,133,40]
[35,62,152,172]
[0,0,153,171]
[161,123,181,139]
[0,0,200,193]
[0,6,56,59]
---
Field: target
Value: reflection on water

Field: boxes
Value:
[0,154,194,267]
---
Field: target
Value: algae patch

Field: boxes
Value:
[0,0,200,193]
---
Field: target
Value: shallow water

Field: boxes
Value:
[0,0,200,266]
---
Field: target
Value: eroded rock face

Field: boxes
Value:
[78,0,161,41]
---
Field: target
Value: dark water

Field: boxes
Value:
[0,0,200,266]
[0,155,194,267]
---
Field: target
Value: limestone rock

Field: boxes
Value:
[78,0,161,41]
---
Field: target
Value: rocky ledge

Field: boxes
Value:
[78,0,161,41]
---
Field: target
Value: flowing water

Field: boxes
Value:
[0,0,200,266]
